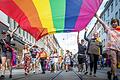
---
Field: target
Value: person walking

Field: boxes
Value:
[53,49,59,73]
[0,26,18,78]
[84,28,102,77]
[69,52,73,71]
[37,48,47,74]
[21,44,31,75]
[30,45,39,74]
[50,51,54,72]
[95,14,120,80]
[64,50,71,72]
[77,32,87,74]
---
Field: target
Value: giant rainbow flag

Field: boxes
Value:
[0,0,103,40]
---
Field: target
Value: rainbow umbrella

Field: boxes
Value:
[0,0,103,40]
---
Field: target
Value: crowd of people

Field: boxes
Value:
[0,14,120,80]
[76,14,120,80]
[0,30,74,78]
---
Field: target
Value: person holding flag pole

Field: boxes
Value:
[95,14,120,80]
[0,25,19,78]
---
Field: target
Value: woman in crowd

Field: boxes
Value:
[64,50,71,72]
[21,44,31,75]
[53,49,59,73]
[84,28,102,77]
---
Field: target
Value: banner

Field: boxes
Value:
[0,0,103,40]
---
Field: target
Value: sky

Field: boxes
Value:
[55,0,108,54]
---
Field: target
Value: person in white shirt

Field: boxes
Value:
[53,49,59,73]
[64,50,71,72]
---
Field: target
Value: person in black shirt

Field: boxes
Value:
[30,45,39,74]
[0,26,19,78]
[77,32,87,74]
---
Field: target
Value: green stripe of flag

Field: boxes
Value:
[50,0,66,33]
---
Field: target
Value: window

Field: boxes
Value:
[119,9,120,19]
[26,33,28,39]
[32,38,34,43]
[19,28,21,34]
[107,9,109,17]
[108,22,109,26]
[8,17,10,23]
[115,0,118,6]
[14,21,16,29]
[104,14,105,20]
[23,31,25,37]
[111,3,113,12]
[30,36,32,41]
[115,11,118,19]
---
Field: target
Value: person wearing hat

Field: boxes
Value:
[0,26,19,78]
[30,45,39,74]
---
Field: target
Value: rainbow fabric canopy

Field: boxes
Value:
[0,0,103,40]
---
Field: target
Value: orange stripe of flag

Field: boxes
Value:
[13,0,43,30]
[13,0,48,40]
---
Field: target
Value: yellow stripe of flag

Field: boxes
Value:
[32,0,55,33]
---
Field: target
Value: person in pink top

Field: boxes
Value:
[95,14,120,80]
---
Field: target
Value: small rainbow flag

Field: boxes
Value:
[0,0,103,40]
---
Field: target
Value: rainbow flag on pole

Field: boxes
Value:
[0,0,103,40]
